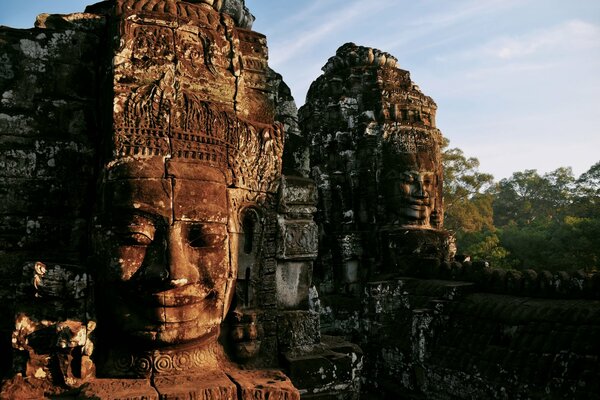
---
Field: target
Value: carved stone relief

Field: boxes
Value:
[300,43,450,291]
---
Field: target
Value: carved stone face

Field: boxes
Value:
[383,169,435,225]
[95,167,234,347]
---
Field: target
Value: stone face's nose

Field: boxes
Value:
[412,178,427,198]
[166,223,200,288]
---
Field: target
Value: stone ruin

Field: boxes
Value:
[298,42,455,293]
[0,1,599,399]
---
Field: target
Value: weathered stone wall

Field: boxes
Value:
[0,13,106,377]
[351,278,600,399]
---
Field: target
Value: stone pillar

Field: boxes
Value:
[276,175,320,349]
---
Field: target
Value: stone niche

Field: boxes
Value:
[0,1,360,399]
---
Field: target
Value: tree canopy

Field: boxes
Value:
[442,141,599,273]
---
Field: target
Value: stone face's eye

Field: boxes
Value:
[188,224,226,248]
[188,225,208,248]
[121,232,153,246]
[112,214,156,247]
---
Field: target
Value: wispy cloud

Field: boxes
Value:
[426,19,600,95]
[265,0,328,31]
[440,19,600,64]
[407,0,521,29]
[268,0,390,66]
[380,0,522,52]
[483,20,600,60]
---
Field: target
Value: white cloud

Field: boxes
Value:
[407,0,520,29]
[425,19,600,98]
[484,20,600,61]
[437,19,600,67]
[268,0,387,66]
[380,0,522,52]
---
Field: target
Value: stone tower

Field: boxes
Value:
[300,43,455,296]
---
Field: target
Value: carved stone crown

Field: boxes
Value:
[115,0,255,28]
[322,42,399,74]
[384,126,441,156]
[107,0,282,193]
[112,88,284,193]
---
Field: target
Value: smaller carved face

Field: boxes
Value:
[228,310,261,362]
[383,170,436,227]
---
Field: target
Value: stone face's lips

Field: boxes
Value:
[118,284,219,307]
[128,317,221,338]
[408,201,430,209]
[130,296,222,324]
[151,285,219,307]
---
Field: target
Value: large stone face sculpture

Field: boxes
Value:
[93,163,235,369]
[297,41,456,398]
[0,0,308,398]
[90,0,287,380]
[380,138,441,228]
[300,42,453,290]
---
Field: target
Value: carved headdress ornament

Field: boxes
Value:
[104,0,282,193]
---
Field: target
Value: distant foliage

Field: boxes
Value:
[443,141,599,273]
[442,138,494,233]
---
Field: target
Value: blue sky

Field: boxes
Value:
[1,1,599,180]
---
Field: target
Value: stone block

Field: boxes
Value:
[303,393,358,400]
[277,219,318,260]
[153,371,237,400]
[0,28,101,110]
[276,261,311,309]
[0,139,94,179]
[278,175,318,215]
[0,113,37,136]
[289,353,352,390]
[0,146,37,178]
[277,311,320,350]
[227,369,300,400]
[380,228,455,274]
[283,348,354,392]
[0,215,87,254]
[0,178,91,215]
[78,379,159,400]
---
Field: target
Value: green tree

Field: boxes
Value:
[576,161,600,194]
[459,230,514,268]
[442,139,599,273]
[492,168,575,226]
[442,139,495,232]
[441,139,512,267]
[573,161,600,219]
[491,165,599,272]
